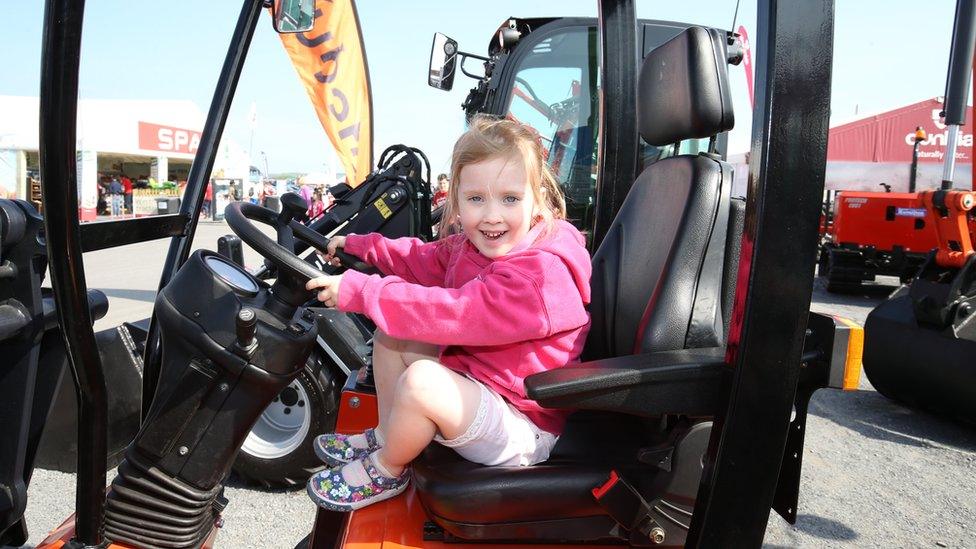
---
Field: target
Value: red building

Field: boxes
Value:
[825,97,972,191]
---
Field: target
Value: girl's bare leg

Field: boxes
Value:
[374,359,482,475]
[371,330,439,429]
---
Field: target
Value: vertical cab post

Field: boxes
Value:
[687,0,836,546]
[38,0,107,545]
[592,0,640,250]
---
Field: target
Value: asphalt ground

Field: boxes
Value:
[7,222,976,548]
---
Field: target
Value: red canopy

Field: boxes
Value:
[827,98,973,163]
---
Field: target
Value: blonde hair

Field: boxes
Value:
[437,115,566,237]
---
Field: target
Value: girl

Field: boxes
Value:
[307,189,325,221]
[305,116,591,511]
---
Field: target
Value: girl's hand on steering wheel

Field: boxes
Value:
[318,235,348,267]
[306,274,344,308]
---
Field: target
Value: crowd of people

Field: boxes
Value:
[96,173,136,217]
[87,170,445,221]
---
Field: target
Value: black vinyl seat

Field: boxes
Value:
[413,26,738,544]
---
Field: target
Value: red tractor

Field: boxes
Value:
[819,190,944,291]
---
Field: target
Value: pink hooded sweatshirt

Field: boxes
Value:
[337,220,592,434]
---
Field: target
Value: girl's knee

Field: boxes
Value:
[397,360,450,404]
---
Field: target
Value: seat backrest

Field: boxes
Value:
[584,27,736,360]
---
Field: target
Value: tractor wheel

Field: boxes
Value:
[816,245,831,278]
[824,249,863,293]
[233,351,341,488]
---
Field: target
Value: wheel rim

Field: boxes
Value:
[241,379,312,459]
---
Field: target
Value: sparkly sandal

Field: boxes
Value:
[313,428,382,466]
[307,453,409,511]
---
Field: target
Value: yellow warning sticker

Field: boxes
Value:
[373,198,392,219]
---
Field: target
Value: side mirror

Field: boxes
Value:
[429,33,458,91]
[272,0,315,34]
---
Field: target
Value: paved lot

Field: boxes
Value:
[7,222,976,548]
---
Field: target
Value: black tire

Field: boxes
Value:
[233,351,342,488]
[824,249,864,293]
[816,245,831,278]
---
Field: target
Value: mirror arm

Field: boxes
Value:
[460,51,489,62]
[459,53,489,79]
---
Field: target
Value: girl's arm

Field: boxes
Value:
[336,256,588,346]
[344,233,455,286]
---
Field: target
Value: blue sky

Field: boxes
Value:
[0,1,960,176]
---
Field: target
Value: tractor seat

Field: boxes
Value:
[412,26,739,544]
[413,412,646,525]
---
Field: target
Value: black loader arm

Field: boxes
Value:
[0,199,108,547]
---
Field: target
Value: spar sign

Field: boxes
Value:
[138,121,201,154]
[279,0,373,185]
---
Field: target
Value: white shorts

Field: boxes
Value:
[435,378,558,467]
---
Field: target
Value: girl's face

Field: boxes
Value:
[457,154,538,259]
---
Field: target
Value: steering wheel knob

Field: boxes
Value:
[278,192,309,225]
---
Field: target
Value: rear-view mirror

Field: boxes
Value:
[272,0,315,34]
[429,33,458,91]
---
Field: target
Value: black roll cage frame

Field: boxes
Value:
[37,0,835,547]
[469,15,733,248]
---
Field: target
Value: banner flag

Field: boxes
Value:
[279,0,373,185]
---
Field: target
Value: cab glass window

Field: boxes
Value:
[504,25,712,237]
[505,27,599,235]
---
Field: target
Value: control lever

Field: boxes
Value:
[235,307,258,357]
[275,193,309,250]
[278,193,308,226]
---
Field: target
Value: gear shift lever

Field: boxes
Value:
[234,307,258,358]
[274,193,309,250]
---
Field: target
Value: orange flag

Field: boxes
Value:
[279,0,373,185]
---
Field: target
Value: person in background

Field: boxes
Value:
[324,187,335,210]
[121,174,133,214]
[203,181,213,220]
[300,179,314,208]
[432,173,449,209]
[248,187,258,204]
[308,189,326,221]
[108,176,124,217]
[260,180,277,207]
[96,178,108,215]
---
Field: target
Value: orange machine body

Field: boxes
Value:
[831,192,941,252]
[918,189,976,268]
[37,515,218,549]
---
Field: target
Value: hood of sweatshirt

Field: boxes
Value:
[505,219,592,305]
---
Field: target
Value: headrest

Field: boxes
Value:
[637,26,735,146]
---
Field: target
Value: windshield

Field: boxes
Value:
[504,24,710,238]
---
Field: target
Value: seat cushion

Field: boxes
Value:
[412,444,610,523]
[413,412,649,525]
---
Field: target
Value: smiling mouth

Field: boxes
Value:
[480,230,507,241]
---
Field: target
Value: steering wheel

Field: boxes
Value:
[223,195,371,304]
